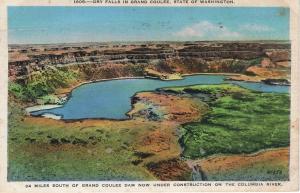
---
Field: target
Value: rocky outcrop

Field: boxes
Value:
[146,158,192,181]
[262,78,291,86]
[9,41,291,82]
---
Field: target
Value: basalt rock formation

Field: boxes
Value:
[9,41,291,83]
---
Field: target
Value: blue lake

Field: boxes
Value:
[31,75,289,120]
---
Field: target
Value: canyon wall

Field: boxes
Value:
[9,41,291,83]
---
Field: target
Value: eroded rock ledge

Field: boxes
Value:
[9,41,290,83]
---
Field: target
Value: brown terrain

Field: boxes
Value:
[9,41,290,84]
[189,148,289,180]
[21,89,209,180]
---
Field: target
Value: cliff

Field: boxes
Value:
[9,41,290,84]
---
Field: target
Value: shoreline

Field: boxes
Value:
[25,76,147,115]
[25,104,62,114]
[57,73,244,95]
[25,72,289,120]
[182,72,241,77]
[25,73,236,112]
[58,73,244,94]
[55,76,146,95]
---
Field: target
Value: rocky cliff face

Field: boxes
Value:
[9,41,290,83]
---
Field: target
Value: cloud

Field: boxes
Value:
[239,24,273,32]
[174,21,242,40]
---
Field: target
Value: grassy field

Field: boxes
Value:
[8,123,156,180]
[162,84,290,159]
[8,101,156,181]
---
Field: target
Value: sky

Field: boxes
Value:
[8,7,290,44]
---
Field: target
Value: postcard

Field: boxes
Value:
[0,0,299,192]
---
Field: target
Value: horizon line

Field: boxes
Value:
[9,39,291,46]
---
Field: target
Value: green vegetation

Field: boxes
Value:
[8,82,290,180]
[228,57,263,73]
[8,103,154,181]
[249,57,263,66]
[9,67,78,102]
[36,95,60,105]
[204,58,263,73]
[163,84,249,94]
[164,84,290,159]
[9,66,159,180]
